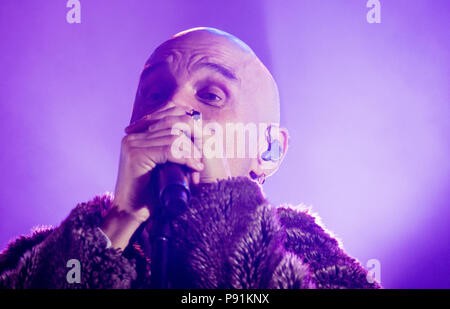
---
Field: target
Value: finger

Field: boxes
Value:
[125,106,194,134]
[167,150,204,172]
[127,134,181,148]
[129,134,203,163]
[190,172,200,185]
[147,114,193,132]
[140,145,204,172]
[147,128,183,139]
[125,116,158,134]
[125,128,182,142]
[124,129,202,160]
[148,106,192,121]
[148,114,204,141]
[127,133,196,152]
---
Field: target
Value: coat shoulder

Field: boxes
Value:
[0,226,54,274]
[1,193,137,288]
[276,205,381,289]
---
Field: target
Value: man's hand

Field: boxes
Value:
[101,105,204,250]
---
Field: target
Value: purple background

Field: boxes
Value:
[0,1,448,288]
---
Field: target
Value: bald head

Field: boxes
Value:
[129,27,287,182]
[132,27,280,125]
[166,27,255,57]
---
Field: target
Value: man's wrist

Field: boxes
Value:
[100,205,144,250]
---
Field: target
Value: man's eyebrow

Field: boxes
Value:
[193,62,238,81]
[140,61,239,82]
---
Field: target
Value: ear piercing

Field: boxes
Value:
[249,125,283,185]
[249,171,266,185]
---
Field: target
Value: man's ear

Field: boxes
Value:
[251,126,289,179]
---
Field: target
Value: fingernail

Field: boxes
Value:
[193,172,200,184]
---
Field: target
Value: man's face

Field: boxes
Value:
[130,29,280,181]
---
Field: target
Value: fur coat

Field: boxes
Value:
[0,177,380,289]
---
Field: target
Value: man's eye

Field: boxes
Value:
[198,92,221,101]
[148,92,162,101]
[196,90,224,106]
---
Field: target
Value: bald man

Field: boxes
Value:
[0,28,380,289]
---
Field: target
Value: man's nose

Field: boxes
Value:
[164,87,194,111]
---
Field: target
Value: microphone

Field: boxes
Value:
[156,162,190,218]
[154,108,199,212]
[150,162,190,288]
